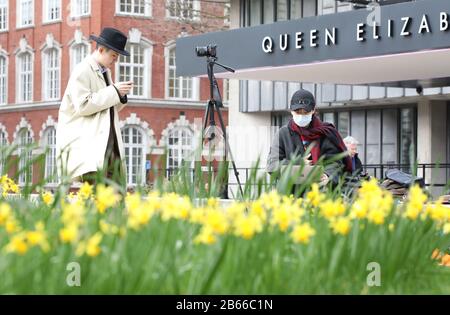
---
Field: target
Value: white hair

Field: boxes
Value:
[343,136,359,145]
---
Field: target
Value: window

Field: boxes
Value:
[70,43,89,70]
[17,128,33,186]
[224,2,231,25]
[17,0,34,27]
[44,127,57,183]
[243,0,317,27]
[0,55,6,105]
[17,52,33,103]
[117,0,151,16]
[43,48,60,100]
[167,46,197,100]
[118,43,150,98]
[0,0,8,31]
[320,107,417,173]
[71,0,90,17]
[44,0,61,23]
[167,0,199,20]
[43,0,61,22]
[121,126,146,186]
[167,127,193,171]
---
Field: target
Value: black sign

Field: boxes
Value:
[176,0,450,77]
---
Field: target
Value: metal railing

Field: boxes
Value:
[153,163,450,188]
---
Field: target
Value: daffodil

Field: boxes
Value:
[5,218,20,234]
[59,224,79,243]
[233,213,263,239]
[95,184,121,214]
[0,202,12,225]
[332,217,351,235]
[404,185,427,221]
[41,191,54,206]
[204,209,229,235]
[86,233,102,257]
[305,183,324,207]
[291,223,316,244]
[319,199,346,220]
[61,202,85,226]
[78,182,93,200]
[5,233,28,255]
[194,226,216,245]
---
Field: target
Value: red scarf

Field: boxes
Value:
[289,115,353,172]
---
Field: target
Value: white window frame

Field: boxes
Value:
[166,126,194,171]
[43,127,57,184]
[116,0,152,17]
[116,41,152,99]
[70,0,91,18]
[17,128,33,186]
[166,0,200,21]
[42,46,61,101]
[224,2,230,26]
[165,44,199,100]
[0,53,7,105]
[16,0,34,28]
[0,0,8,32]
[70,42,90,71]
[16,51,34,103]
[121,125,146,186]
[43,0,62,23]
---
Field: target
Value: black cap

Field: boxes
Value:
[89,27,130,57]
[290,89,316,112]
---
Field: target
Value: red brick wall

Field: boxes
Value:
[0,0,229,183]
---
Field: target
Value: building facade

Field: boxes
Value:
[0,0,229,187]
[221,0,449,195]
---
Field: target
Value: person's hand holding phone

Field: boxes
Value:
[115,81,134,97]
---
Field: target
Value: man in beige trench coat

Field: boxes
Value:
[56,28,133,188]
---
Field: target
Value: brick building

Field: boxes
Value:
[0,0,229,187]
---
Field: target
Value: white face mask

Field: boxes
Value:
[293,113,313,127]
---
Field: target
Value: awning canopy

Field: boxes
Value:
[176,0,450,88]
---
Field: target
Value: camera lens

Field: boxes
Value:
[195,44,217,58]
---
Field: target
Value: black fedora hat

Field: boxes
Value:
[89,27,130,57]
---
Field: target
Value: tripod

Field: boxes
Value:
[202,55,244,199]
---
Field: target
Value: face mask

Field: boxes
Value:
[293,113,313,127]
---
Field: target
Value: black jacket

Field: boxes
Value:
[266,124,346,184]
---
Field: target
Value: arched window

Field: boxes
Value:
[121,125,146,186]
[71,42,89,70]
[167,126,193,171]
[0,54,7,105]
[166,45,198,100]
[16,51,33,103]
[43,126,57,183]
[117,40,151,98]
[70,30,90,71]
[17,127,33,185]
[42,47,60,100]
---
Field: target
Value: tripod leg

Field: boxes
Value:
[215,104,245,199]
[203,102,210,132]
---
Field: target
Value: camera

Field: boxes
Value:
[195,44,217,58]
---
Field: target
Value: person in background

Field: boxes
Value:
[267,89,353,187]
[343,136,363,175]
